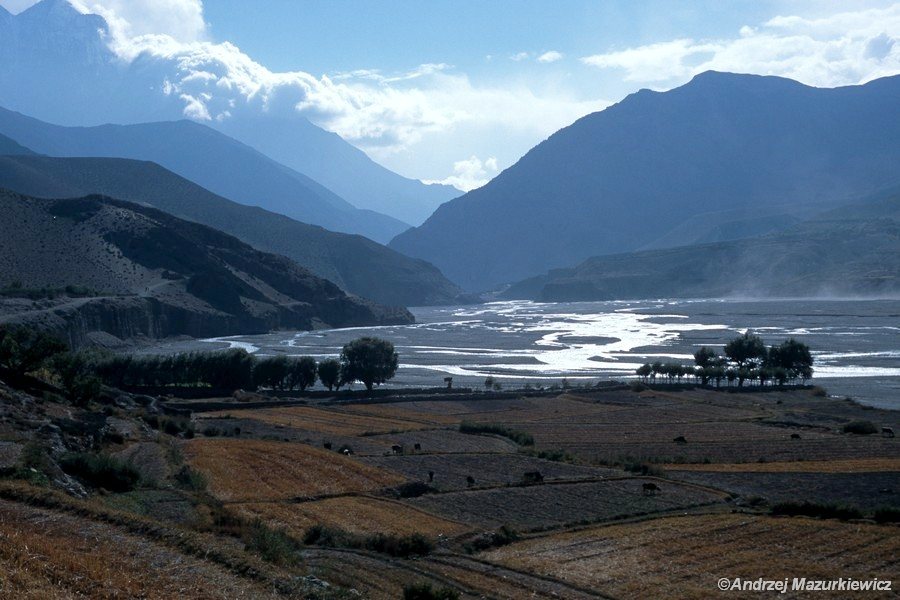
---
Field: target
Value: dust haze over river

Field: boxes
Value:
[144,299,900,410]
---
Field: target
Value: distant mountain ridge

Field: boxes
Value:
[0,106,409,244]
[0,154,464,307]
[0,190,413,347]
[503,192,900,301]
[391,72,900,291]
[0,0,455,226]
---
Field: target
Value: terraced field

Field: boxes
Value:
[363,453,618,491]
[237,496,471,537]
[408,478,728,531]
[482,514,900,599]
[204,405,434,436]
[184,438,405,501]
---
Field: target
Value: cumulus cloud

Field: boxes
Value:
[537,50,564,63]
[510,51,530,61]
[580,4,900,87]
[423,155,500,191]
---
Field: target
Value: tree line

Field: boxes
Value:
[635,333,813,388]
[0,324,400,398]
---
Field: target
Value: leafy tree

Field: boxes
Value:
[0,325,67,375]
[693,347,720,368]
[52,352,102,407]
[767,338,814,383]
[317,358,341,391]
[483,376,495,390]
[725,333,767,386]
[286,356,317,391]
[340,337,399,391]
[254,356,289,390]
[635,363,652,382]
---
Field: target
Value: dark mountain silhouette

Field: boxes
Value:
[0,107,409,244]
[0,154,463,307]
[0,190,413,347]
[0,0,455,226]
[390,72,900,291]
[0,132,33,155]
[503,192,900,301]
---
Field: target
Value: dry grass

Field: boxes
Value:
[669,457,900,473]
[0,499,279,600]
[205,406,432,436]
[184,439,405,502]
[482,513,900,599]
[236,496,470,538]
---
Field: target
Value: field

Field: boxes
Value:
[481,513,900,599]
[184,438,405,501]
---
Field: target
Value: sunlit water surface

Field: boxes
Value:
[145,299,900,409]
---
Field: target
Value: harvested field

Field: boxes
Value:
[481,513,900,599]
[363,453,619,491]
[670,471,900,511]
[0,499,280,600]
[237,496,471,538]
[669,457,900,472]
[184,439,405,501]
[204,405,432,436]
[360,428,519,455]
[407,478,727,531]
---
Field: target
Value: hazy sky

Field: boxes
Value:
[3,0,899,189]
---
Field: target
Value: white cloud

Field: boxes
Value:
[423,155,500,191]
[510,51,530,61]
[580,4,900,88]
[537,50,564,63]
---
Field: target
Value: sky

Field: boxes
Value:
[3,0,900,190]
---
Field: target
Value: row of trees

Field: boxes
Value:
[93,336,399,392]
[635,333,813,388]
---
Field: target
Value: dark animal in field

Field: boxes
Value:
[878,488,893,494]
[673,436,687,444]
[339,445,353,455]
[642,482,660,495]
[790,433,802,440]
[428,470,434,482]
[391,444,404,454]
[522,471,544,484]
[466,475,475,487]
[323,442,332,450]
[883,427,895,438]
[414,443,422,451]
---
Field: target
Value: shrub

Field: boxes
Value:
[521,448,575,463]
[395,481,437,498]
[842,420,879,435]
[245,520,299,566]
[0,324,68,375]
[174,465,207,491]
[202,426,221,437]
[771,501,862,521]
[403,583,460,600]
[624,462,666,477]
[467,525,520,552]
[459,421,534,446]
[811,386,827,397]
[59,452,141,492]
[365,532,433,557]
[873,507,900,524]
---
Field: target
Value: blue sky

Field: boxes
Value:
[4,0,900,188]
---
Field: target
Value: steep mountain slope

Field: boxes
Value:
[0,0,451,227]
[0,155,463,307]
[0,132,34,155]
[503,194,900,301]
[0,190,413,346]
[391,72,900,290]
[0,107,408,244]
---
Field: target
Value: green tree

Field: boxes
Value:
[0,325,67,375]
[340,337,399,391]
[693,346,719,368]
[253,356,289,390]
[767,338,813,383]
[286,356,317,391]
[635,363,652,382]
[725,333,767,386]
[317,358,341,391]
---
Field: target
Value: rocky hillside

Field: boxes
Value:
[0,191,413,347]
[391,72,900,291]
[0,155,464,307]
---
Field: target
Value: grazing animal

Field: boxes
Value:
[790,433,802,440]
[391,444,404,455]
[323,442,332,450]
[428,470,434,482]
[466,475,475,487]
[522,471,544,484]
[642,482,660,495]
[414,443,422,451]
[673,436,687,444]
[883,427,895,438]
[342,448,352,455]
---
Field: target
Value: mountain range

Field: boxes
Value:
[503,190,900,301]
[0,0,457,227]
[0,190,413,347]
[391,71,900,291]
[0,152,463,307]
[0,107,410,244]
